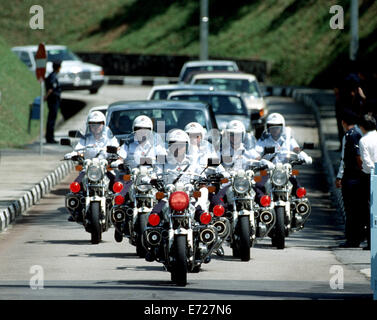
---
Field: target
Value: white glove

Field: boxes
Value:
[64,151,77,160]
[110,159,123,169]
[298,151,312,165]
[260,158,275,170]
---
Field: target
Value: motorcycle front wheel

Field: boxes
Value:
[136,214,148,258]
[171,235,187,286]
[90,202,102,244]
[239,216,251,261]
[272,207,285,249]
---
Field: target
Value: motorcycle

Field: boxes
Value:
[110,157,160,258]
[224,158,276,261]
[261,146,312,249]
[61,138,118,244]
[142,169,219,286]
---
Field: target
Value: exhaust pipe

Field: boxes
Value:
[260,211,274,224]
[213,220,227,237]
[200,228,216,244]
[67,196,80,209]
[145,230,162,246]
[296,202,309,215]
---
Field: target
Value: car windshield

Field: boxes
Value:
[151,89,173,100]
[194,78,261,97]
[171,95,247,116]
[182,65,236,82]
[108,108,208,136]
[34,49,81,62]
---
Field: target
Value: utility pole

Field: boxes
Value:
[350,0,359,61]
[200,0,209,60]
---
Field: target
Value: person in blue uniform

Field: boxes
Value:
[335,110,364,248]
[44,61,62,144]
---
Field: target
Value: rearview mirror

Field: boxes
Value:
[106,146,118,154]
[60,138,71,146]
[207,157,220,167]
[264,146,275,154]
[68,130,84,139]
[303,143,314,150]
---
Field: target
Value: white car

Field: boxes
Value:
[147,84,215,100]
[178,60,239,83]
[11,45,105,94]
[190,72,268,137]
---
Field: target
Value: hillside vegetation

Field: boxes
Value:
[1,0,376,86]
[0,36,43,148]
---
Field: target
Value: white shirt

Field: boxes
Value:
[359,130,377,174]
[118,132,166,168]
[251,127,299,161]
[73,128,119,159]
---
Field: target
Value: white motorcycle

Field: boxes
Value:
[61,139,118,244]
[143,169,219,286]
[110,158,160,258]
[262,146,312,249]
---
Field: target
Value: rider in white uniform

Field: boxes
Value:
[250,113,312,200]
[65,111,119,160]
[118,115,166,170]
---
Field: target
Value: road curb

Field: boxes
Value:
[0,160,74,233]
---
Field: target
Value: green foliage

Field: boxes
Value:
[0,36,42,148]
[1,0,376,87]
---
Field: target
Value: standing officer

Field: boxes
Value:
[44,61,62,144]
[335,110,364,248]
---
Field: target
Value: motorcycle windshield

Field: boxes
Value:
[272,150,298,164]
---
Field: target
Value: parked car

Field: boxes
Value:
[11,45,104,94]
[105,100,218,143]
[178,60,239,83]
[167,90,251,133]
[190,72,268,137]
[147,84,215,100]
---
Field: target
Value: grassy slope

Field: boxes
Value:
[0,36,43,148]
[1,0,376,86]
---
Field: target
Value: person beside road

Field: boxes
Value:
[358,114,377,251]
[44,61,62,144]
[335,110,364,248]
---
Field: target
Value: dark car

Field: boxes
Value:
[105,100,218,143]
[167,90,252,133]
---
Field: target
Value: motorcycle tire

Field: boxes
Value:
[90,202,101,245]
[172,235,187,286]
[114,229,123,243]
[136,214,148,258]
[273,206,285,249]
[239,216,251,261]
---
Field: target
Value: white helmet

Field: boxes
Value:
[167,129,189,144]
[132,115,153,131]
[87,111,106,125]
[224,120,246,139]
[184,122,205,137]
[266,113,285,127]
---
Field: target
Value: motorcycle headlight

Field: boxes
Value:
[233,177,250,194]
[271,169,288,187]
[87,165,102,182]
